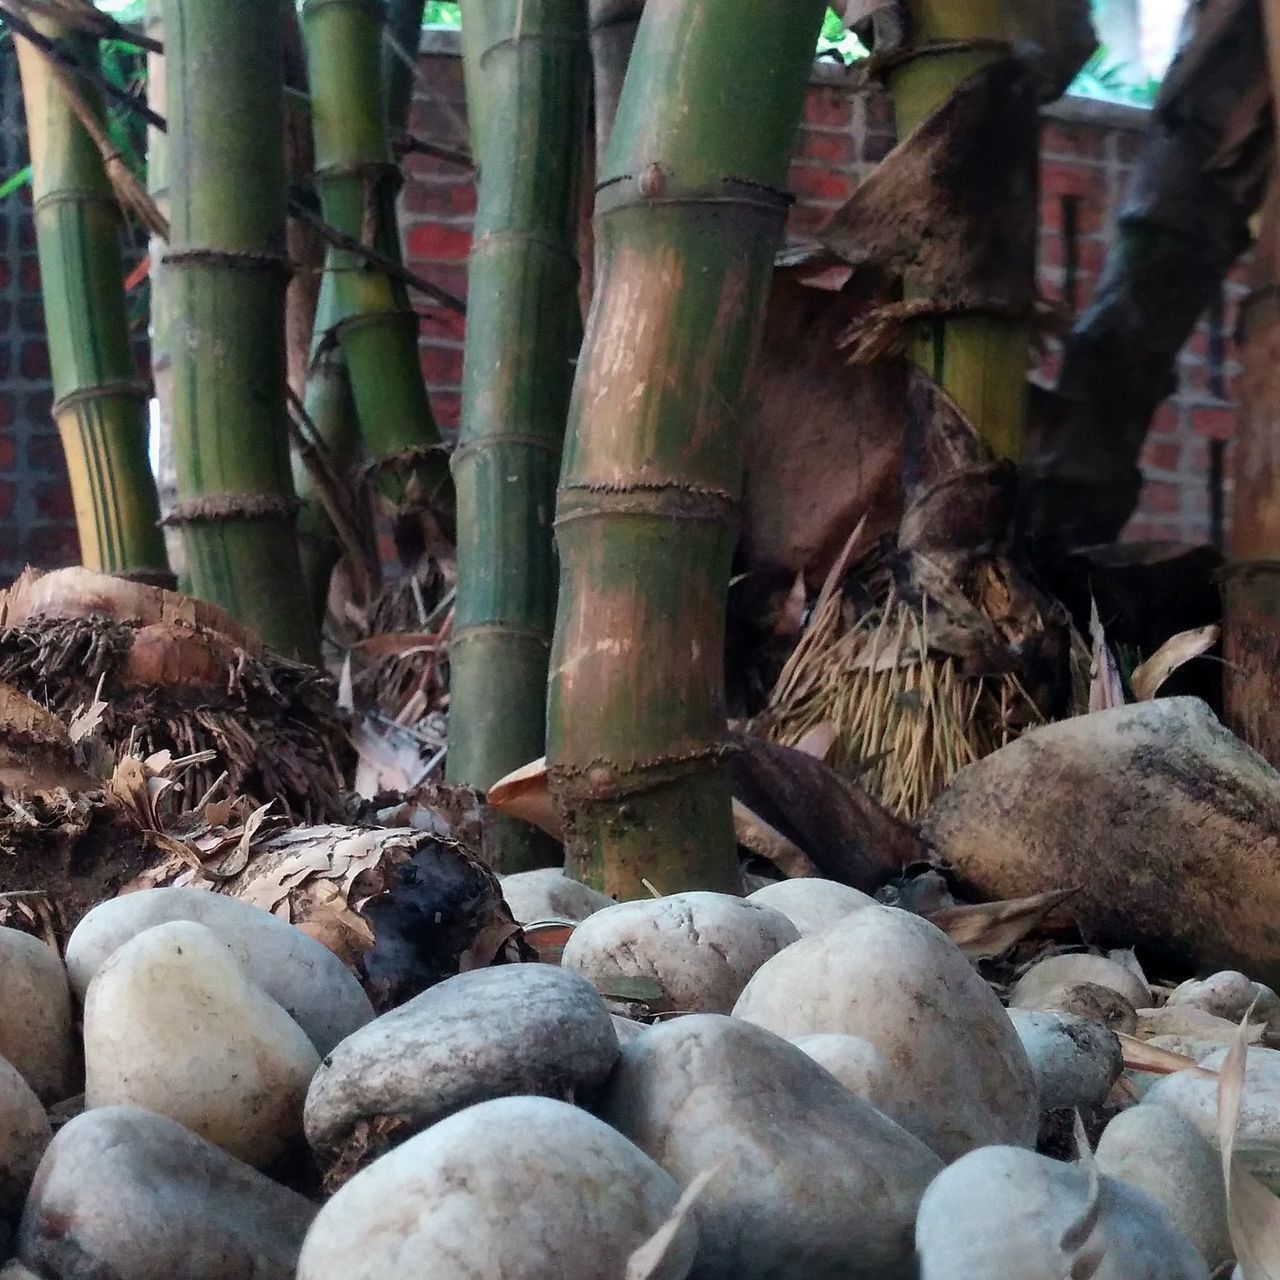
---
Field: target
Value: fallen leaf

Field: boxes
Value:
[66,674,108,745]
[626,1165,718,1280]
[732,799,821,879]
[1219,1014,1280,1279]
[1117,1033,1218,1079]
[1130,624,1220,701]
[1061,1111,1105,1279]
[487,756,562,840]
[794,722,836,760]
[925,888,1078,960]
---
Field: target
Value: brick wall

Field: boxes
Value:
[403,31,1239,548]
[0,33,1243,581]
[0,43,81,579]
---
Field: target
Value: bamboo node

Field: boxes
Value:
[51,380,151,419]
[312,160,402,191]
[1221,557,1280,580]
[300,0,387,22]
[548,742,731,803]
[556,480,738,526]
[451,624,551,651]
[595,172,793,218]
[161,249,292,281]
[451,434,562,467]
[32,188,120,218]
[162,494,300,526]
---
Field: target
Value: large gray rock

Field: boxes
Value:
[298,1097,695,1280]
[1096,1104,1232,1272]
[561,893,799,1015]
[745,879,875,937]
[84,921,320,1167]
[1144,1043,1280,1190]
[16,1106,316,1280]
[1167,971,1280,1031]
[600,1014,941,1280]
[733,905,1038,1160]
[922,698,1280,985]
[1007,1010,1123,1113]
[916,1145,1210,1280]
[499,868,613,924]
[0,929,74,1104]
[305,964,618,1151]
[66,887,373,1055]
[0,1057,50,1221]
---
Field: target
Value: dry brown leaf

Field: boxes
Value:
[625,1166,718,1280]
[1130,624,1220,701]
[66,675,107,745]
[1088,596,1125,712]
[1117,1033,1218,1079]
[487,756,563,840]
[925,887,1078,960]
[203,801,273,880]
[793,722,836,761]
[1219,1015,1280,1279]
[732,800,821,879]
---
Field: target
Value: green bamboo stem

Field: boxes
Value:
[889,0,1033,461]
[546,0,826,899]
[294,273,362,623]
[14,9,169,581]
[588,0,644,164]
[383,0,426,141]
[162,0,318,660]
[448,0,589,872]
[303,0,452,531]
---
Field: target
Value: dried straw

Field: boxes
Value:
[760,584,1044,820]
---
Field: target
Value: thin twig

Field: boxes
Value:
[18,0,161,52]
[0,3,165,130]
[288,198,466,314]
[390,130,472,169]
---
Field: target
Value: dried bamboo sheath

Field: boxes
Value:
[448,0,589,872]
[14,9,168,580]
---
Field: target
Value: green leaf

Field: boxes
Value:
[0,166,32,201]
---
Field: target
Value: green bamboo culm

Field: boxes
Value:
[383,0,425,142]
[13,9,169,581]
[448,0,589,872]
[162,0,318,659]
[302,0,453,538]
[546,0,827,899]
[889,0,1035,460]
[144,0,185,583]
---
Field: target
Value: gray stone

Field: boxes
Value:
[1009,954,1150,1014]
[499,868,614,924]
[1096,1104,1232,1271]
[916,1144,1210,1280]
[66,887,373,1056]
[0,1056,49,1221]
[16,1106,316,1280]
[600,1014,941,1280]
[733,905,1038,1160]
[1167,971,1280,1031]
[298,1097,695,1280]
[745,879,875,937]
[305,963,619,1151]
[561,892,799,1015]
[0,929,74,1105]
[1007,1010,1123,1113]
[84,921,320,1167]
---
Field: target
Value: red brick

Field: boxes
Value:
[420,343,464,388]
[803,87,852,131]
[1150,403,1181,435]
[0,437,15,471]
[1039,193,1102,237]
[25,524,81,567]
[786,202,836,239]
[0,396,12,430]
[20,257,40,292]
[1142,481,1180,514]
[788,164,853,206]
[27,436,64,473]
[796,128,857,167]
[36,482,75,520]
[431,391,462,430]
[1140,441,1180,472]
[20,342,49,379]
[864,88,895,132]
[1041,122,1104,162]
[402,179,478,218]
[1191,406,1237,441]
[418,305,466,344]
[0,483,14,520]
[406,223,472,264]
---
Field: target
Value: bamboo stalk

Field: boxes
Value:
[14,5,169,582]
[447,0,589,873]
[546,0,827,898]
[302,0,453,539]
[588,0,644,163]
[888,0,1033,461]
[162,0,318,659]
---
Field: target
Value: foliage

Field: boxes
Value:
[1070,46,1161,106]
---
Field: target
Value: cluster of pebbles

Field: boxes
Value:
[0,870,1272,1278]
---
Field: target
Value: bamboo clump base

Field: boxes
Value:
[759,583,1045,821]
